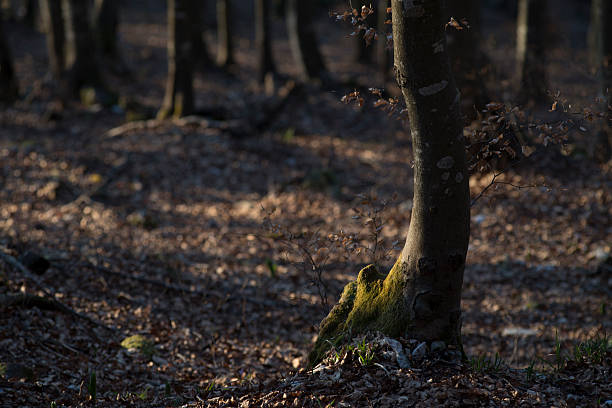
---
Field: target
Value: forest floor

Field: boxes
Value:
[0,1,610,407]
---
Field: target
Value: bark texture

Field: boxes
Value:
[39,0,64,78]
[158,0,194,119]
[93,0,119,59]
[216,0,233,67]
[255,0,275,83]
[285,0,326,81]
[0,13,19,102]
[62,0,103,95]
[310,0,469,365]
[515,0,549,104]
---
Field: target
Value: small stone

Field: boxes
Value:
[19,251,50,275]
[430,341,446,353]
[412,342,428,360]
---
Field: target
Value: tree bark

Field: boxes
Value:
[158,0,194,119]
[62,0,103,95]
[39,0,65,79]
[310,0,469,365]
[216,0,233,67]
[255,0,275,83]
[0,13,19,103]
[93,0,119,60]
[515,0,549,104]
[285,0,326,81]
[191,0,213,69]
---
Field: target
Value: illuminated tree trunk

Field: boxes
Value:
[93,0,119,59]
[158,0,194,119]
[285,0,326,81]
[39,0,64,78]
[516,0,548,104]
[0,13,19,103]
[62,0,103,95]
[255,0,275,83]
[216,0,233,67]
[311,0,469,364]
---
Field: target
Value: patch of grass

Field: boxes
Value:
[469,352,504,373]
[572,333,610,365]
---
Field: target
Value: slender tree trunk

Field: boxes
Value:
[310,0,469,365]
[447,0,490,109]
[588,0,612,162]
[516,0,549,104]
[0,13,19,103]
[93,0,119,60]
[377,0,391,84]
[23,0,37,27]
[62,0,103,95]
[216,0,233,67]
[158,0,194,119]
[39,0,64,78]
[255,0,275,83]
[191,0,213,68]
[354,0,374,63]
[285,0,326,81]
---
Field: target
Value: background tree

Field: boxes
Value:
[311,0,469,363]
[377,0,391,84]
[216,0,233,67]
[61,0,103,96]
[285,0,326,82]
[93,0,119,61]
[446,0,490,110]
[516,0,549,104]
[0,11,19,103]
[39,0,64,79]
[354,0,374,63]
[158,0,194,119]
[255,0,275,83]
[191,0,213,69]
[588,0,611,162]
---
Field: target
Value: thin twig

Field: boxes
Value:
[0,248,116,333]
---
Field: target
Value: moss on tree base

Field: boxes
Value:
[309,262,413,366]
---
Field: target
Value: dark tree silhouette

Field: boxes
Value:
[39,0,64,79]
[516,0,549,104]
[191,0,214,69]
[93,0,119,60]
[285,0,326,81]
[0,12,19,103]
[216,0,233,67]
[62,0,104,95]
[158,0,194,119]
[377,0,391,83]
[311,0,469,364]
[255,0,275,83]
[447,0,490,109]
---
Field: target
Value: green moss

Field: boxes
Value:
[309,263,412,367]
[121,335,155,359]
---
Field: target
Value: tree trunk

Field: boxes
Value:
[216,0,233,67]
[310,0,469,365]
[446,0,490,110]
[23,0,38,27]
[0,13,19,103]
[515,0,549,104]
[93,0,119,60]
[377,0,391,84]
[158,0,194,119]
[285,0,326,81]
[191,0,213,69]
[39,0,65,79]
[354,0,374,63]
[62,0,103,95]
[255,0,275,83]
[588,0,612,162]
